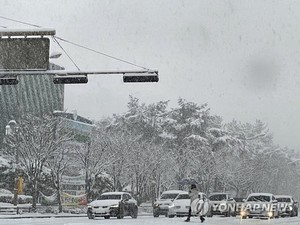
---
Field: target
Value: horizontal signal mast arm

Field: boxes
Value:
[0,70,158,76]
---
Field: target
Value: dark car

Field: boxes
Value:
[234,197,246,215]
[208,193,236,217]
[87,192,138,219]
[275,195,298,217]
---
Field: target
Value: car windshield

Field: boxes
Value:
[234,198,245,202]
[209,195,227,201]
[247,195,270,202]
[98,195,121,200]
[160,194,179,200]
[176,194,190,200]
[276,198,291,202]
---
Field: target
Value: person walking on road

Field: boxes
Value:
[185,184,205,223]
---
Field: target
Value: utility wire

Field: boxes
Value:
[0,15,151,71]
[0,25,7,28]
[0,16,41,27]
[52,36,81,71]
[54,36,150,70]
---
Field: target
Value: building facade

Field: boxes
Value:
[0,63,64,144]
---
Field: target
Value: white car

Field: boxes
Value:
[153,190,185,218]
[173,191,209,217]
[240,193,279,219]
[87,192,138,219]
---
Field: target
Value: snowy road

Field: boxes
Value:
[1,216,300,225]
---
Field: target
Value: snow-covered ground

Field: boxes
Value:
[0,216,299,225]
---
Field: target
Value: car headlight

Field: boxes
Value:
[87,205,92,209]
[153,203,159,207]
[268,211,273,217]
[168,203,175,208]
[110,204,119,208]
[240,211,246,217]
[289,206,293,211]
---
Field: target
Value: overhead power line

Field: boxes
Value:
[0,16,41,28]
[0,15,152,71]
[54,36,150,70]
[52,37,81,71]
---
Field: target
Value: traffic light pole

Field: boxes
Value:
[0,69,158,76]
[0,69,159,84]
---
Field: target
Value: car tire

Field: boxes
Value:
[131,206,138,219]
[248,216,253,219]
[117,204,124,219]
[168,215,175,218]
[153,214,159,217]
[242,216,247,219]
[104,216,110,219]
[117,214,124,219]
[225,211,230,217]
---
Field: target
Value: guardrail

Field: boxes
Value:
[0,206,32,214]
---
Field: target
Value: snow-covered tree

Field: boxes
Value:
[46,145,70,213]
[74,127,118,201]
[3,114,71,211]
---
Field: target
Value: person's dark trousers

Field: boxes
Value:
[200,215,205,223]
[184,207,192,222]
[185,207,205,223]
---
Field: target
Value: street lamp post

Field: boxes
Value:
[5,120,20,208]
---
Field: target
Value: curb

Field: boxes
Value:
[0,213,153,219]
[0,214,87,219]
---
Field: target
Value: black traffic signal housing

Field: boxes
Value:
[123,72,159,83]
[53,74,88,84]
[0,76,18,85]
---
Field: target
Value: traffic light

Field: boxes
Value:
[0,76,18,85]
[53,74,88,84]
[123,72,159,83]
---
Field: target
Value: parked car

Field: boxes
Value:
[208,193,236,217]
[234,197,247,215]
[240,193,279,219]
[87,192,138,219]
[173,191,190,217]
[153,190,184,218]
[275,195,298,217]
[173,191,209,217]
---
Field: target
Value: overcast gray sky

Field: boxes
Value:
[1,0,300,150]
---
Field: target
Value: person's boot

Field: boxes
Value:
[184,218,190,222]
[200,216,205,223]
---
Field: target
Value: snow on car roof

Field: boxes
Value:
[274,195,292,198]
[177,191,188,194]
[248,193,274,196]
[101,192,129,195]
[209,192,230,196]
[162,190,186,194]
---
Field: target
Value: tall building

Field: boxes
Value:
[0,63,64,143]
